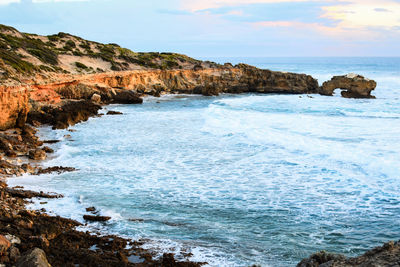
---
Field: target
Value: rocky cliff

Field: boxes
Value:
[0,85,29,130]
[0,24,375,131]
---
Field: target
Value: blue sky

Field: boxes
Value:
[0,0,399,57]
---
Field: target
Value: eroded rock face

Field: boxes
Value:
[0,86,29,130]
[320,73,377,98]
[89,65,319,96]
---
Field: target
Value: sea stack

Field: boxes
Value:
[320,73,377,98]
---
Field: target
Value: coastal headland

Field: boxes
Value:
[0,24,394,267]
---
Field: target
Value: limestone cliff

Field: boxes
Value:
[0,85,29,130]
[0,24,375,131]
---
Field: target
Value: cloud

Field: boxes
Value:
[322,1,400,29]
[0,0,19,4]
[374,7,391,12]
[186,0,400,41]
[180,0,322,12]
[0,0,87,4]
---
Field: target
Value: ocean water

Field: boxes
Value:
[9,57,400,266]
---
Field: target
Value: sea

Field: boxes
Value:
[8,57,400,266]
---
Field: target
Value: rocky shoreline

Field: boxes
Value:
[1,103,399,267]
[0,24,393,266]
[0,124,204,266]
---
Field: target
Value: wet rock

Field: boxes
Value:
[106,111,123,115]
[21,164,36,174]
[31,120,41,127]
[36,166,76,175]
[297,250,346,267]
[5,188,63,199]
[297,241,400,267]
[16,248,51,267]
[28,149,46,160]
[83,215,111,222]
[320,73,377,98]
[42,140,60,144]
[86,207,96,212]
[42,146,54,153]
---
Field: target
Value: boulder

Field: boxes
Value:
[320,73,377,98]
[91,93,101,103]
[16,248,51,267]
[110,89,143,104]
[28,149,46,160]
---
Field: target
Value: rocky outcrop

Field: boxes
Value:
[0,180,202,266]
[0,66,318,130]
[0,86,29,130]
[297,241,400,267]
[86,64,319,96]
[320,73,377,98]
[27,100,102,130]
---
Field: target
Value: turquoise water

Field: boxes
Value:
[9,58,400,266]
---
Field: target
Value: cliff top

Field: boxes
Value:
[0,24,220,84]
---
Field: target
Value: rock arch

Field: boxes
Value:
[320,73,377,98]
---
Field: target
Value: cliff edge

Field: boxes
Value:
[0,24,320,130]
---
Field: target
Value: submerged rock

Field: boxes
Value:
[320,73,377,98]
[106,111,123,115]
[83,215,111,222]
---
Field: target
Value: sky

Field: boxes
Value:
[0,0,399,57]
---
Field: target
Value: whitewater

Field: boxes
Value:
[9,57,400,266]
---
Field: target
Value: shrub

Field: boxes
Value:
[39,65,54,72]
[79,42,90,50]
[48,35,60,42]
[111,63,121,71]
[26,48,58,65]
[65,40,76,48]
[73,50,83,56]
[0,49,36,73]
[75,62,88,69]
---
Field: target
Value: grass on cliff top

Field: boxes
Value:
[0,24,217,75]
[0,31,58,66]
[0,48,37,74]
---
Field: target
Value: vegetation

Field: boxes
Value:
[0,24,218,79]
[75,62,88,69]
[0,49,37,73]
